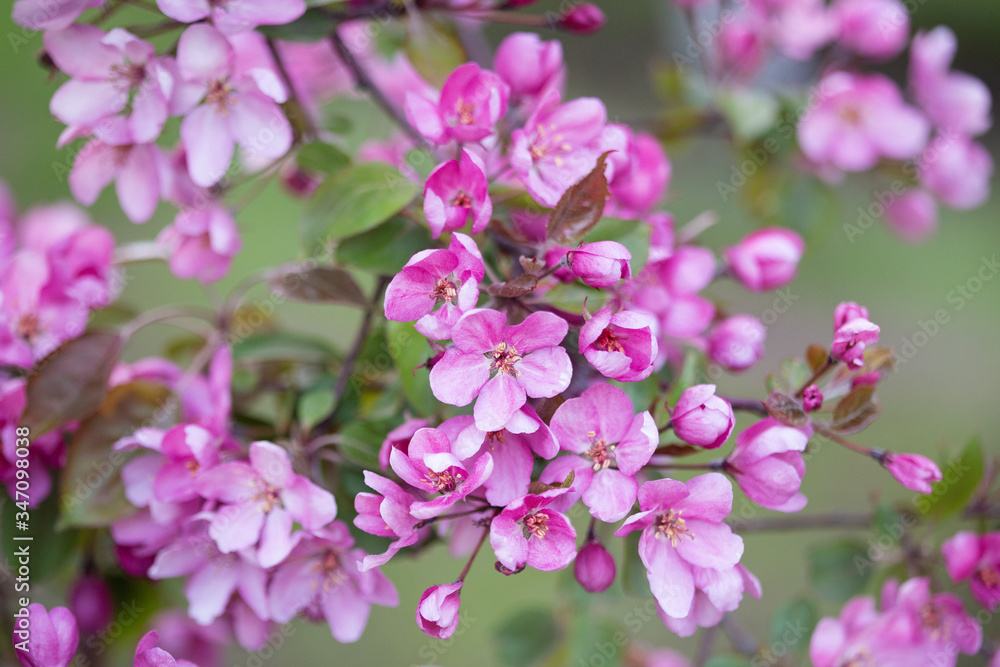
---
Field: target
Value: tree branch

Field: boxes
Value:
[728,504,1000,533]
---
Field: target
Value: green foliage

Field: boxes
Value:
[386,320,437,417]
[296,141,351,174]
[807,538,872,603]
[335,216,434,274]
[493,607,561,667]
[925,438,984,520]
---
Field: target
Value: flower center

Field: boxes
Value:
[15,313,40,340]
[185,459,200,477]
[110,61,146,92]
[429,277,458,304]
[450,190,472,208]
[206,79,236,115]
[486,430,506,445]
[318,548,348,591]
[528,123,571,167]
[522,511,550,539]
[654,509,694,548]
[489,341,522,377]
[977,566,1000,588]
[252,479,281,513]
[841,649,875,667]
[585,431,615,471]
[595,326,626,353]
[839,104,862,126]
[455,99,476,125]
[423,468,463,494]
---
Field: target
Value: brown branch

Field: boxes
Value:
[728,504,1000,533]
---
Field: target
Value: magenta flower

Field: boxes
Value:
[69,575,113,634]
[918,134,994,210]
[833,301,869,329]
[727,418,809,512]
[416,582,463,639]
[44,25,172,146]
[157,205,241,283]
[670,385,734,449]
[607,128,671,218]
[798,72,929,171]
[405,63,509,145]
[156,0,305,34]
[885,189,938,242]
[831,310,879,369]
[175,24,292,187]
[567,241,632,288]
[493,33,564,104]
[353,471,422,571]
[880,452,941,494]
[197,440,337,567]
[133,630,198,667]
[724,227,804,292]
[384,232,484,340]
[429,309,571,431]
[910,27,992,137]
[832,0,909,60]
[69,140,164,223]
[423,150,492,239]
[558,3,606,34]
[549,384,657,522]
[378,417,430,471]
[268,522,398,643]
[579,307,657,383]
[889,577,982,654]
[802,385,823,412]
[490,487,577,572]
[12,604,78,667]
[615,474,745,619]
[707,315,766,372]
[574,541,616,593]
[151,424,222,503]
[942,531,1000,611]
[389,427,493,520]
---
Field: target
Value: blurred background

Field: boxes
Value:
[1,0,998,664]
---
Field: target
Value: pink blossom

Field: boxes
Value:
[942,531,1000,611]
[423,150,492,238]
[833,301,868,329]
[150,424,223,503]
[558,3,606,34]
[716,16,766,81]
[798,72,930,171]
[69,140,164,223]
[69,575,113,634]
[657,565,761,637]
[890,577,982,655]
[879,452,941,494]
[143,612,226,667]
[429,309,571,431]
[156,0,305,34]
[574,541,616,593]
[353,471,422,571]
[910,27,992,137]
[579,307,657,382]
[832,0,909,60]
[567,241,632,288]
[768,0,836,61]
[608,129,671,218]
[12,604,78,667]
[615,474,745,620]
[268,522,397,642]
[802,385,823,411]
[884,189,938,242]
[133,631,198,667]
[493,33,564,104]
[724,227,804,292]
[831,309,879,369]
[549,383,657,522]
[157,205,241,283]
[404,63,509,145]
[1,378,66,505]
[490,487,577,572]
[384,232,484,340]
[707,315,766,372]
[918,134,994,210]
[378,417,430,471]
[197,440,337,567]
[12,0,104,31]
[670,385,734,449]
[416,582,463,639]
[727,418,809,512]
[175,24,292,187]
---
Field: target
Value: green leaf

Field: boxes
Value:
[807,538,872,603]
[257,8,337,42]
[830,385,879,434]
[335,217,433,274]
[268,265,369,307]
[301,162,418,250]
[404,19,467,89]
[386,320,436,417]
[925,438,984,520]
[23,331,123,435]
[296,141,350,174]
[59,382,176,529]
[232,331,339,364]
[297,386,336,432]
[717,88,779,143]
[568,615,622,667]
[546,152,612,245]
[338,420,390,470]
[768,598,816,654]
[493,607,560,667]
[620,530,651,597]
[766,357,811,396]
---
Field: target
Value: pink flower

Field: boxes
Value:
[175,24,292,187]
[268,522,397,642]
[615,474,745,620]
[156,0,305,34]
[768,0,836,61]
[918,134,994,210]
[910,27,992,137]
[802,385,823,411]
[608,129,671,218]
[942,531,1000,611]
[378,417,430,471]
[404,63,509,145]
[429,309,571,431]
[832,0,909,60]
[389,427,493,520]
[44,25,173,146]
[879,452,941,494]
[727,418,809,512]
[567,241,632,288]
[889,577,982,655]
[656,564,761,637]
[384,232,484,340]
[579,307,657,383]
[69,140,164,223]
[12,604,79,667]
[831,308,879,369]
[1,379,66,505]
[716,16,766,81]
[724,227,804,292]
[707,315,766,372]
[558,3,606,34]
[510,91,607,206]
[69,575,113,634]
[833,301,868,329]
[493,33,564,104]
[12,0,104,31]
[490,487,578,572]
[197,440,337,567]
[416,582,463,639]
[670,385,734,449]
[151,424,223,503]
[885,189,938,242]
[133,630,198,667]
[574,540,616,593]
[549,383,657,522]
[157,205,242,283]
[798,72,930,171]
[353,471,422,571]
[423,150,492,238]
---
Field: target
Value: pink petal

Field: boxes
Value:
[117,144,161,222]
[474,373,527,432]
[268,559,319,622]
[322,583,371,643]
[209,502,265,552]
[526,510,577,571]
[186,559,239,624]
[249,440,292,487]
[227,91,293,159]
[505,311,569,352]
[280,476,337,530]
[429,349,490,407]
[675,520,743,570]
[177,23,233,81]
[640,531,695,618]
[69,140,118,206]
[515,347,572,398]
[181,104,234,187]
[257,506,295,567]
[583,469,638,522]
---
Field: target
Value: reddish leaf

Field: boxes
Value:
[487,273,538,298]
[830,385,879,434]
[656,444,702,457]
[806,344,828,372]
[546,151,612,245]
[764,391,809,428]
[269,265,368,306]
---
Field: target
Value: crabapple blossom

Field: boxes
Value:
[490,487,577,572]
[423,150,492,238]
[656,564,761,637]
[832,0,909,60]
[493,33,564,104]
[558,3,606,34]
[579,307,658,383]
[156,0,306,34]
[567,241,632,288]
[12,0,104,30]
[724,227,804,292]
[354,471,423,571]
[726,418,809,512]
[918,134,994,210]
[607,129,671,218]
[69,140,165,223]
[885,189,938,242]
[707,315,766,372]
[133,631,198,667]
[405,63,509,144]
[12,604,79,667]
[830,305,879,368]
[910,27,992,137]
[879,452,942,494]
[802,385,823,411]
[670,385,734,449]
[416,582,463,639]
[942,531,1000,611]
[378,417,431,471]
[157,205,241,283]
[574,540,616,593]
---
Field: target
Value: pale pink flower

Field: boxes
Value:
[670,385,734,449]
[69,140,165,223]
[156,0,306,34]
[724,227,804,292]
[490,487,577,572]
[727,418,809,512]
[910,27,992,137]
[157,205,241,284]
[12,0,104,31]
[353,471,422,571]
[133,631,198,667]
[885,189,938,242]
[416,582,463,639]
[942,531,1000,611]
[707,315,766,372]
[832,0,909,60]
[918,134,994,210]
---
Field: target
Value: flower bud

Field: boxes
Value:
[833,301,869,330]
[69,574,113,635]
[707,315,766,372]
[727,419,810,512]
[833,0,909,60]
[884,189,938,243]
[558,4,606,35]
[802,385,823,412]
[13,604,79,667]
[880,452,942,494]
[494,33,564,101]
[724,227,804,292]
[567,241,632,288]
[831,315,879,369]
[671,385,734,449]
[574,541,616,593]
[416,582,463,639]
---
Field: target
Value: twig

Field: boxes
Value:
[265,37,317,141]
[330,275,391,412]
[695,625,718,667]
[721,613,758,657]
[720,396,768,416]
[728,505,1000,533]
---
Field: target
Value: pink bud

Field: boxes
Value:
[727,418,809,512]
[671,384,735,449]
[833,0,909,60]
[707,315,766,372]
[918,135,994,210]
[724,227,804,292]
[416,582,463,639]
[802,385,823,412]
[831,316,879,369]
[574,541,616,593]
[881,452,942,494]
[833,302,869,330]
[558,4,606,35]
[567,241,632,288]
[494,33,564,101]
[13,604,79,667]
[69,575,113,635]
[884,189,938,243]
